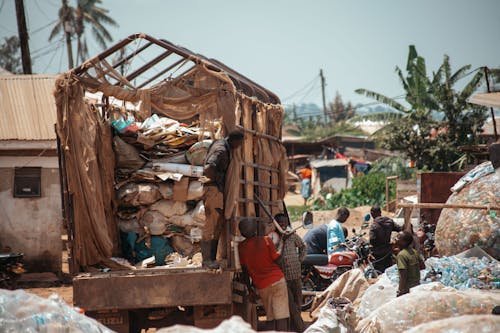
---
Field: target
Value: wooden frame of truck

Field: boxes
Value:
[55,33,289,332]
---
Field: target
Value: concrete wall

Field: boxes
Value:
[0,156,62,273]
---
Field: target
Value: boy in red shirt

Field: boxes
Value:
[238,218,289,331]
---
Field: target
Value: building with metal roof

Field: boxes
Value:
[0,74,61,274]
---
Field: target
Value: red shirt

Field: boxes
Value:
[239,236,284,290]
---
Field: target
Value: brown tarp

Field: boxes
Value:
[55,63,287,269]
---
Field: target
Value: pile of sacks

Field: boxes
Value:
[110,110,218,265]
[305,249,500,333]
[0,289,113,333]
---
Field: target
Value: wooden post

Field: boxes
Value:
[14,0,32,74]
[242,98,255,218]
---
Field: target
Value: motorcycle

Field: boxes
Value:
[0,252,25,289]
[301,228,379,311]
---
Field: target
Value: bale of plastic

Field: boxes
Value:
[156,315,270,333]
[0,289,114,333]
[169,214,202,228]
[186,180,204,200]
[185,140,212,166]
[117,218,141,234]
[113,136,145,171]
[403,314,500,333]
[356,274,397,318]
[152,162,204,177]
[435,163,500,259]
[171,235,199,257]
[304,301,347,333]
[117,183,162,206]
[191,200,205,222]
[356,289,500,333]
[159,182,174,199]
[151,200,189,217]
[141,210,167,230]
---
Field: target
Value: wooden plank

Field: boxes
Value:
[242,162,279,173]
[242,98,255,217]
[239,179,279,189]
[418,172,465,224]
[73,270,233,310]
[398,202,500,210]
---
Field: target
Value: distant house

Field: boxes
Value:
[282,134,376,170]
[0,74,61,273]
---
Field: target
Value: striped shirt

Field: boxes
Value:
[280,233,307,281]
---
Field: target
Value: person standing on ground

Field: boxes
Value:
[201,130,244,268]
[275,213,306,333]
[238,218,289,331]
[327,207,350,257]
[369,205,402,273]
[299,163,312,206]
[396,231,422,296]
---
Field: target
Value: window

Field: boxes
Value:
[14,167,41,198]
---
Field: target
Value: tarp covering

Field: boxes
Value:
[55,61,287,269]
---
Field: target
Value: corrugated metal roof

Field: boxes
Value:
[468,92,500,108]
[0,75,57,140]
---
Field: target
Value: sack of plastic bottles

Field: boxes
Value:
[384,251,500,290]
[0,289,114,333]
[403,314,500,333]
[435,165,500,259]
[355,289,500,333]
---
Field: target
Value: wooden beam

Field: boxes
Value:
[398,202,500,211]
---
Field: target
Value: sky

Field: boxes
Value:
[1,0,500,110]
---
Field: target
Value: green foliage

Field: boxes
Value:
[286,205,311,223]
[369,157,416,180]
[50,0,118,64]
[312,172,395,209]
[0,36,22,74]
[356,45,487,171]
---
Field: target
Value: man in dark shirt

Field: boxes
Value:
[201,130,244,268]
[369,205,402,273]
[303,224,328,255]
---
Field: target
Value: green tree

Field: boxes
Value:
[74,0,118,63]
[49,0,118,64]
[356,46,487,171]
[0,36,22,74]
[327,91,356,123]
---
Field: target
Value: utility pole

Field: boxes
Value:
[14,0,32,74]
[483,67,499,141]
[320,69,327,123]
[62,0,74,69]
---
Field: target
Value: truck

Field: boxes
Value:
[55,33,289,332]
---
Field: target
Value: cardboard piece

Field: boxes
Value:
[172,177,190,201]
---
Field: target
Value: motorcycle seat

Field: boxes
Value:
[303,254,329,266]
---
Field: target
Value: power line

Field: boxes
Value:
[30,19,58,35]
[282,74,320,102]
[42,39,64,72]
[33,0,53,21]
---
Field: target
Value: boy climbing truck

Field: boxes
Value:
[55,34,289,333]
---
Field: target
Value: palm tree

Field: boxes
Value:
[354,46,487,171]
[74,0,118,63]
[356,45,437,119]
[48,0,118,66]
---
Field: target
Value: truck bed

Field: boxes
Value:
[73,267,233,311]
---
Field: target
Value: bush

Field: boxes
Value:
[312,172,395,209]
[369,156,416,180]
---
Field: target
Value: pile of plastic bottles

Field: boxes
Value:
[385,255,500,290]
[0,289,114,333]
